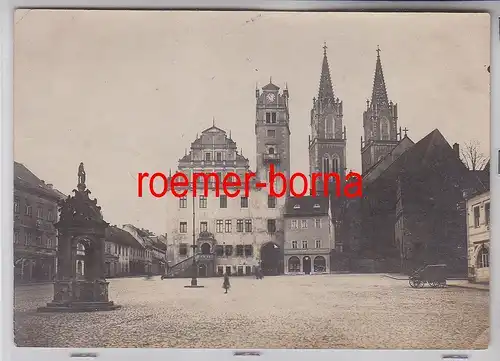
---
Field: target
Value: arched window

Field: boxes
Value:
[326,115,334,138]
[332,156,340,174]
[322,155,331,174]
[201,243,211,255]
[380,118,390,140]
[313,256,326,272]
[477,247,489,268]
[268,147,275,154]
[288,256,301,273]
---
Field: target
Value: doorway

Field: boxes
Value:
[225,266,232,276]
[303,256,312,275]
[198,263,207,277]
[260,242,281,275]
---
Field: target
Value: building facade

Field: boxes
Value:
[167,186,286,277]
[466,191,490,283]
[104,225,166,277]
[167,80,291,277]
[283,196,333,274]
[13,162,65,284]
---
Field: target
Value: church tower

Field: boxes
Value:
[255,79,291,184]
[361,46,399,174]
[308,43,347,189]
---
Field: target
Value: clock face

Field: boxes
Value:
[266,93,276,102]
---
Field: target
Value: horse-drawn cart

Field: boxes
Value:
[409,264,447,288]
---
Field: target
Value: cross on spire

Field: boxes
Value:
[212,116,215,127]
[403,127,408,137]
[376,45,381,57]
[318,43,334,100]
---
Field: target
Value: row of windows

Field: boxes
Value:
[291,218,321,229]
[180,195,277,209]
[322,156,340,174]
[204,151,224,162]
[179,243,254,257]
[179,219,262,233]
[14,198,55,221]
[14,230,55,248]
[290,240,322,249]
[105,242,151,259]
[472,202,490,228]
[217,265,253,276]
[265,112,278,124]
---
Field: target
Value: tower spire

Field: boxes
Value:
[371,45,389,109]
[318,43,334,101]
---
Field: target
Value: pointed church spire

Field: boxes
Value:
[318,42,334,101]
[371,45,389,109]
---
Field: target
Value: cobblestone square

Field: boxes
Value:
[14,274,489,349]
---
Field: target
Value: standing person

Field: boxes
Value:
[222,272,231,294]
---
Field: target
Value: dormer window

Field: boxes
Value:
[293,204,300,209]
[313,204,320,209]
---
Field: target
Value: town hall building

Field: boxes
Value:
[166,80,291,277]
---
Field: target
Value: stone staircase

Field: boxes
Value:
[165,255,196,278]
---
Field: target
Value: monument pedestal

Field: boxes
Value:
[37,279,121,312]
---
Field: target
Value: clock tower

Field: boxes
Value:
[255,79,291,186]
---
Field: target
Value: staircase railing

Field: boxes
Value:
[166,255,196,277]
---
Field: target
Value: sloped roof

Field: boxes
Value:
[284,195,329,217]
[262,82,280,91]
[363,135,415,184]
[201,125,226,134]
[14,161,66,200]
[106,226,143,248]
[373,129,473,187]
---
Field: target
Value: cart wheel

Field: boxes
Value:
[418,280,425,288]
[429,281,439,288]
[409,278,423,288]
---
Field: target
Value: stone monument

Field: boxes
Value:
[37,163,121,312]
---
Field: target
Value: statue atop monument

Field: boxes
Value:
[78,162,86,190]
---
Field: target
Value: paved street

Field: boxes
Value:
[13,274,488,349]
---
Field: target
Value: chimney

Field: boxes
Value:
[453,143,460,158]
[46,183,53,189]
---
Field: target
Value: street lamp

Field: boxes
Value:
[185,185,204,288]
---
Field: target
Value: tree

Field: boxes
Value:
[461,140,489,171]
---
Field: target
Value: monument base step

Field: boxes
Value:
[37,301,121,313]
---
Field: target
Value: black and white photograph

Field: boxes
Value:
[13,10,490,349]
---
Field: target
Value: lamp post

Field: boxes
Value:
[185,186,204,288]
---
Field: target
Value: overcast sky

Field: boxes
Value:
[14,10,490,234]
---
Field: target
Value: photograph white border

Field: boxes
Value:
[1,1,498,361]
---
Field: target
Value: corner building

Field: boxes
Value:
[283,196,333,274]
